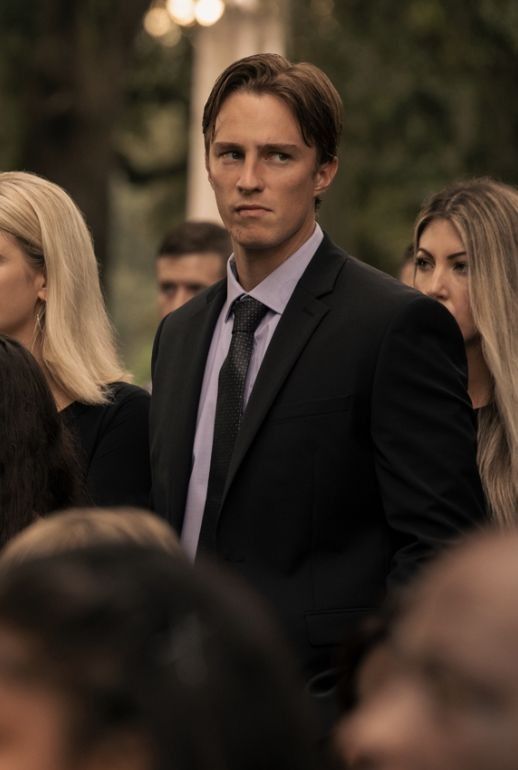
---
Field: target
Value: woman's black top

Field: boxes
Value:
[61,382,151,508]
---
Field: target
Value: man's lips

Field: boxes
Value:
[234,204,271,214]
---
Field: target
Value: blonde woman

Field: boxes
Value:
[414,178,518,524]
[0,171,151,507]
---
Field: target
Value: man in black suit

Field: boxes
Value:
[150,54,485,676]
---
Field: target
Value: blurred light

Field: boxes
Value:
[144,7,173,36]
[195,0,225,26]
[160,24,182,46]
[228,0,258,10]
[166,0,196,25]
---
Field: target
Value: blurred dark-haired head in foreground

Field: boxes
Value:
[0,544,320,770]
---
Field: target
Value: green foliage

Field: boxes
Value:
[1,0,517,383]
[289,0,518,273]
[109,29,193,384]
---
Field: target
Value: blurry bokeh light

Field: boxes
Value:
[228,0,259,10]
[143,6,173,36]
[160,25,182,45]
[166,0,196,25]
[144,0,263,41]
[195,0,225,26]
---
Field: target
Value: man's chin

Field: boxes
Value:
[231,231,277,254]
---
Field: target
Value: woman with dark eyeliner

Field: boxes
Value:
[414,178,518,524]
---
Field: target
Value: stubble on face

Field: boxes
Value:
[205,91,336,286]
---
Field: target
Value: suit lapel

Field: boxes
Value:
[221,236,347,502]
[166,282,226,528]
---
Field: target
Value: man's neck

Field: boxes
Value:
[232,222,317,291]
[232,250,291,291]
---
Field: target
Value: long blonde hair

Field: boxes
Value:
[415,178,518,525]
[0,171,129,404]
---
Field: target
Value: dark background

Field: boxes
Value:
[1,0,517,380]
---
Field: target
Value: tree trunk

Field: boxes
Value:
[19,0,150,279]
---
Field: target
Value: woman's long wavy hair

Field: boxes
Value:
[0,335,83,547]
[0,171,129,405]
[415,178,518,525]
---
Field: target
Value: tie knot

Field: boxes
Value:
[231,295,268,334]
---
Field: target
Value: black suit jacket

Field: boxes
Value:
[150,234,485,673]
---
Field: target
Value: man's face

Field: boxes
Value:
[206,90,337,267]
[156,252,225,318]
[336,541,518,770]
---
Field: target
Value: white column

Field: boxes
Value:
[186,2,286,220]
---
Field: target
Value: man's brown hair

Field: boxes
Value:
[157,220,230,265]
[202,53,343,165]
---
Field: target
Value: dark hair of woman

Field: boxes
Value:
[0,544,320,770]
[0,335,83,546]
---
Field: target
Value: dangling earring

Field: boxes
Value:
[35,301,46,334]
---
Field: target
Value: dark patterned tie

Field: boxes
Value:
[199,295,268,549]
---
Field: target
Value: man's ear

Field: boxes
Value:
[314,157,339,198]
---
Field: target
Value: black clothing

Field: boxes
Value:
[62,382,151,508]
[151,233,486,675]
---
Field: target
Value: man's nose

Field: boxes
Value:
[237,157,263,192]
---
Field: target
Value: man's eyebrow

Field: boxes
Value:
[262,143,300,152]
[212,141,242,151]
[212,142,301,152]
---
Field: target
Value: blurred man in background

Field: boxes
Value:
[156,220,230,318]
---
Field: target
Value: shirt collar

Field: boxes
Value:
[224,223,323,320]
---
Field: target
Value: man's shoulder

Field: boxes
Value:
[342,255,462,344]
[317,233,424,312]
[345,256,421,307]
[314,233,459,341]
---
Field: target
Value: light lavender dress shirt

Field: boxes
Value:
[181,224,324,558]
